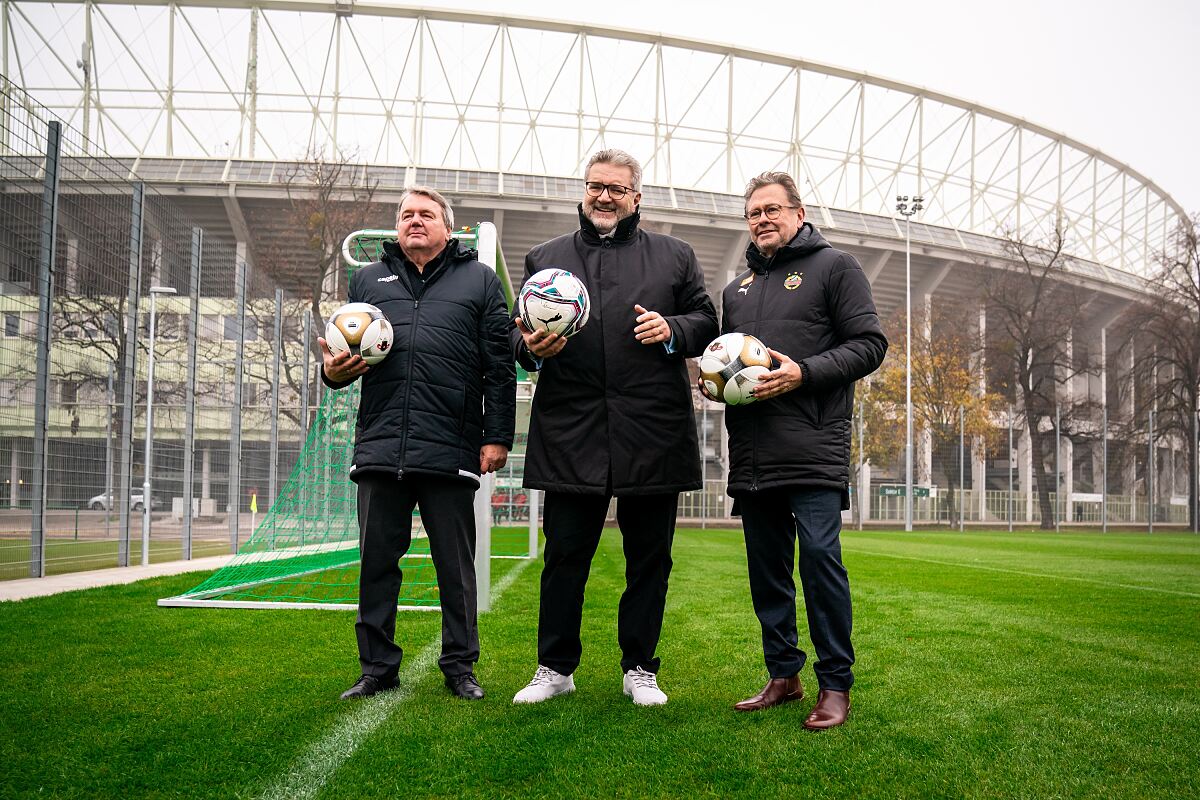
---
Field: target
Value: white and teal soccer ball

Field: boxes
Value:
[518,268,591,338]
[698,332,772,405]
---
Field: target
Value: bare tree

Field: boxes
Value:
[980,224,1097,529]
[1115,212,1200,529]
[244,149,387,428]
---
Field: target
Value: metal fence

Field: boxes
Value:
[849,403,1196,531]
[0,80,318,579]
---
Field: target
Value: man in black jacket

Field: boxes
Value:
[510,149,718,706]
[320,187,515,701]
[712,172,886,728]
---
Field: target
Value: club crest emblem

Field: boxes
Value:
[784,272,804,290]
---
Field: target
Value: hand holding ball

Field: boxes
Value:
[325,302,394,366]
[698,332,772,405]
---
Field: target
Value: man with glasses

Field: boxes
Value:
[510,149,718,706]
[707,171,886,729]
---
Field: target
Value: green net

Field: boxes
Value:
[162,225,531,609]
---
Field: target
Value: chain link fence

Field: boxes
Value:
[1,80,317,579]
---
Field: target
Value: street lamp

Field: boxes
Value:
[142,285,177,565]
[896,195,924,532]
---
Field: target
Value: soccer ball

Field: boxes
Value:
[698,332,773,405]
[325,302,394,366]
[518,268,591,338]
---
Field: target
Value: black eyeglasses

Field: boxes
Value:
[585,181,634,199]
[744,204,798,222]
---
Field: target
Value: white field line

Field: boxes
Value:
[845,547,1200,599]
[259,556,535,800]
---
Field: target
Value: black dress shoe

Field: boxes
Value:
[445,672,485,700]
[340,674,398,700]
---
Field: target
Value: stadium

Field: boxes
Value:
[0,3,1198,799]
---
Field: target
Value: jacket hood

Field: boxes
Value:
[577,203,641,245]
[381,236,478,268]
[745,222,830,274]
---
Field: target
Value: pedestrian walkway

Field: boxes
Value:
[0,555,233,602]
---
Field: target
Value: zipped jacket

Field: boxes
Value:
[720,223,887,503]
[324,238,516,484]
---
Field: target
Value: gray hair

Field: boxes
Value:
[744,171,805,213]
[398,185,455,229]
[585,148,643,191]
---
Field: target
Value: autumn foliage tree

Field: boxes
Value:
[872,304,1005,526]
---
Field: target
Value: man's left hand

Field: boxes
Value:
[633,304,671,345]
[752,348,803,401]
[480,444,509,474]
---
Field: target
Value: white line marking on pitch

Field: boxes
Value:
[260,557,535,800]
[845,548,1200,599]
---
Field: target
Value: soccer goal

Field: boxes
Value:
[159,222,536,611]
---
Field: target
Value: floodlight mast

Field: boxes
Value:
[896,195,924,532]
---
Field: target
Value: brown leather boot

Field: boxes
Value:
[733,676,803,712]
[803,689,850,730]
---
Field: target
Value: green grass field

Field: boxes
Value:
[1,528,1197,799]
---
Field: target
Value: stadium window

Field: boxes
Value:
[60,381,78,406]
[4,313,18,337]
[223,316,239,341]
[200,314,221,340]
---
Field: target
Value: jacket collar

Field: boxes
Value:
[745,222,830,274]
[577,203,641,245]
[382,236,477,272]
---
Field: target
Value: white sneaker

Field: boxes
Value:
[512,665,575,704]
[623,667,668,706]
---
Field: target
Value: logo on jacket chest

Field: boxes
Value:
[784,272,804,290]
[737,274,754,296]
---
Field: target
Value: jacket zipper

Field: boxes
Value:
[749,266,772,492]
[394,254,452,478]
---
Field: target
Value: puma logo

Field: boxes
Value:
[538,313,563,325]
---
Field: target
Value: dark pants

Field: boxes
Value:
[537,491,678,676]
[739,487,854,692]
[355,473,479,680]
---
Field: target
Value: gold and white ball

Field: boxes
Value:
[698,332,772,405]
[325,302,394,366]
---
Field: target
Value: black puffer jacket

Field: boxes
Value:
[720,223,887,503]
[324,239,515,484]
[512,207,718,495]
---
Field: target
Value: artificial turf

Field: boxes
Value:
[1,528,1197,799]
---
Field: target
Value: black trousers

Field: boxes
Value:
[739,487,854,692]
[355,473,479,680]
[537,491,678,676]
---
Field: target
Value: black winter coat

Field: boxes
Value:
[325,239,516,484]
[720,223,887,503]
[513,208,718,495]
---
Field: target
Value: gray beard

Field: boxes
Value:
[585,207,621,234]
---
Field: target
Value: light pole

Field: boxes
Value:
[142,285,177,565]
[896,194,923,532]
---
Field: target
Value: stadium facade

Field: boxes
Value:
[0,2,1192,576]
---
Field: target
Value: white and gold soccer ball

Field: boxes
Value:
[698,332,772,405]
[325,302,394,366]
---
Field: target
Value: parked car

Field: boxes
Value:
[86,492,162,511]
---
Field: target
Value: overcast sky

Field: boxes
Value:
[431,0,1199,214]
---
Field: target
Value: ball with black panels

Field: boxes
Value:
[517,268,591,338]
[325,302,394,366]
[698,332,773,405]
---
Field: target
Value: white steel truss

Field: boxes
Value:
[2,0,1184,272]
